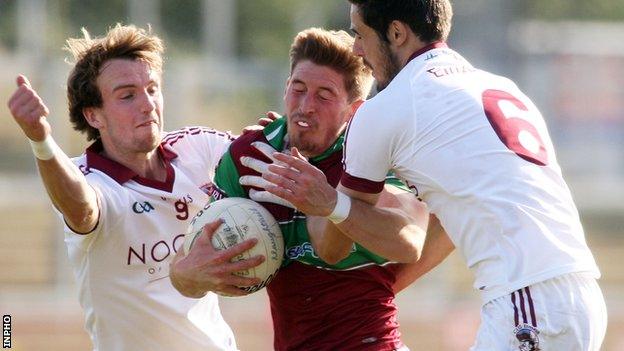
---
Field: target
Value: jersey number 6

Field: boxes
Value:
[482,89,549,166]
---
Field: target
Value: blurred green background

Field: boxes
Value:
[0,1,622,350]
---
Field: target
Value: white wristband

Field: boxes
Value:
[327,191,351,224]
[29,135,60,161]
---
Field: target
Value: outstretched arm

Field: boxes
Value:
[307,183,430,264]
[331,183,426,263]
[248,147,425,263]
[7,75,98,234]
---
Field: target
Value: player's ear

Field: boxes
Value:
[387,20,408,47]
[83,107,103,129]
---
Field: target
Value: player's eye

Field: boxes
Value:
[291,82,306,93]
[318,90,333,101]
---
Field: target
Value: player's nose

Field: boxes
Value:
[139,91,157,114]
[300,93,316,115]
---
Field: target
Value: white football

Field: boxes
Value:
[183,197,284,295]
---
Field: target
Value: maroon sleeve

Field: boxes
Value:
[340,171,385,194]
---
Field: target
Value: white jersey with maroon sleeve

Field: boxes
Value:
[61,127,238,351]
[341,43,600,303]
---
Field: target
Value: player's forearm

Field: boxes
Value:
[307,216,352,264]
[391,247,452,293]
[392,215,455,292]
[36,153,98,233]
[337,201,425,263]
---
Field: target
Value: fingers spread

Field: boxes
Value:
[240,175,273,189]
[251,142,280,163]
[273,152,310,171]
[249,189,295,208]
[290,147,307,161]
[227,254,265,273]
[265,184,296,203]
[262,170,298,192]
[268,163,303,182]
[240,156,271,174]
[195,220,223,247]
[221,237,259,258]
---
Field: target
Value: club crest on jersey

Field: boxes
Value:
[514,324,540,351]
[132,201,155,214]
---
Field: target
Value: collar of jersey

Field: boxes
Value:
[405,41,448,65]
[262,116,344,163]
[85,139,178,186]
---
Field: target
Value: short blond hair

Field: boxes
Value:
[65,24,165,141]
[289,28,373,102]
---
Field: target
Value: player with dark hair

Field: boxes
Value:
[7,24,260,350]
[245,1,607,350]
[171,27,428,351]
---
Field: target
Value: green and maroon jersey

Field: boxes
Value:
[212,117,406,351]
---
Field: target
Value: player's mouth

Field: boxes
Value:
[296,121,310,128]
[292,118,315,130]
[136,120,158,128]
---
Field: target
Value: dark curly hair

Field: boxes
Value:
[349,0,453,43]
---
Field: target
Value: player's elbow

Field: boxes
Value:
[390,248,419,263]
[64,207,98,234]
[393,226,425,263]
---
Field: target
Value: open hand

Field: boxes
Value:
[171,220,266,297]
[241,145,337,216]
[239,141,295,208]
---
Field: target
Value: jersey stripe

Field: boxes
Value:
[162,127,235,146]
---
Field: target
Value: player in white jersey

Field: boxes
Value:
[242,1,607,350]
[7,24,264,350]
